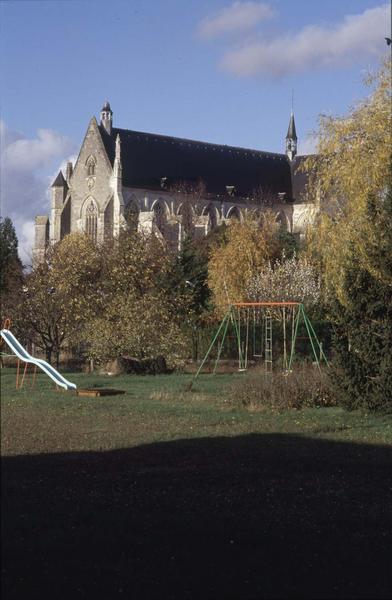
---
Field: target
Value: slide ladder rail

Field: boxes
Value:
[0,329,76,391]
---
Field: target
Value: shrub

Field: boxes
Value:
[228,365,335,411]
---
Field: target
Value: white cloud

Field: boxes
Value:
[16,219,35,267]
[220,4,389,77]
[197,1,274,39]
[298,135,319,156]
[2,125,71,172]
[0,120,76,265]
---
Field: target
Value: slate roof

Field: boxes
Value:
[51,170,68,188]
[286,113,297,140]
[101,101,112,112]
[99,126,295,200]
[291,155,312,202]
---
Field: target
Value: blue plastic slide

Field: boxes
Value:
[0,329,77,390]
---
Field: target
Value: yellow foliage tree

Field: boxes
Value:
[207,216,279,314]
[305,56,391,307]
[85,231,188,366]
[18,233,102,364]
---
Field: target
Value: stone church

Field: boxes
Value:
[33,101,316,262]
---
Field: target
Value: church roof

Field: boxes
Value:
[51,170,68,188]
[99,126,294,199]
[290,155,312,202]
[286,113,297,140]
[101,101,112,112]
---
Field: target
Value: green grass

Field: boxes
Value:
[2,368,392,599]
[1,367,391,456]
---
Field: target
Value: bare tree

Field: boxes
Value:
[170,179,207,236]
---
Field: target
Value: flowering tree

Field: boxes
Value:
[246,253,320,306]
[245,253,321,368]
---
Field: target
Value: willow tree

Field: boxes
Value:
[304,56,392,410]
[207,217,270,314]
[305,56,391,306]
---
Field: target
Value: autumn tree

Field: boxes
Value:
[85,231,187,367]
[304,56,391,304]
[303,56,392,410]
[17,233,102,365]
[207,213,294,314]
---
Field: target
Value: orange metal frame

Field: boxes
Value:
[1,318,37,390]
[232,302,301,307]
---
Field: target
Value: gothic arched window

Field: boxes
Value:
[178,202,194,235]
[153,200,166,235]
[227,206,241,222]
[86,156,96,177]
[125,199,139,233]
[85,199,98,242]
[276,211,288,232]
[202,204,217,231]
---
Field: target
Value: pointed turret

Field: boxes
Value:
[51,171,68,244]
[51,170,68,188]
[286,111,297,161]
[100,100,113,135]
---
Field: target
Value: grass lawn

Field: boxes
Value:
[2,367,392,599]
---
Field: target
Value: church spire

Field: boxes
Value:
[286,110,297,161]
[100,100,113,135]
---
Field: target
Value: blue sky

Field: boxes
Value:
[0,0,389,262]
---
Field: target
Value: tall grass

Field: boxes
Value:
[228,365,335,411]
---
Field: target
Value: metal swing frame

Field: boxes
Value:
[192,302,329,384]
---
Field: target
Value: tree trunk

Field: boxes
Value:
[46,348,52,364]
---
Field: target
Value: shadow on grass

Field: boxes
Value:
[2,434,392,599]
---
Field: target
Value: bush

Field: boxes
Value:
[228,365,335,411]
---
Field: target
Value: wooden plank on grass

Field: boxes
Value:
[76,389,126,397]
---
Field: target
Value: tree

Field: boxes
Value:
[169,179,207,237]
[17,233,102,365]
[246,253,320,306]
[166,234,212,359]
[331,187,392,411]
[207,214,293,314]
[85,231,187,367]
[304,56,391,305]
[303,56,392,411]
[0,217,23,291]
[0,217,23,323]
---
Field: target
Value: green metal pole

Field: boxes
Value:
[252,308,256,357]
[213,310,231,374]
[192,308,231,382]
[287,305,301,371]
[232,306,244,371]
[301,305,321,370]
[244,308,250,370]
[303,311,330,367]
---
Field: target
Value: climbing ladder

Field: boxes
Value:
[264,311,273,372]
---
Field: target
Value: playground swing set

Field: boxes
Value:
[1,301,328,393]
[192,301,329,384]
